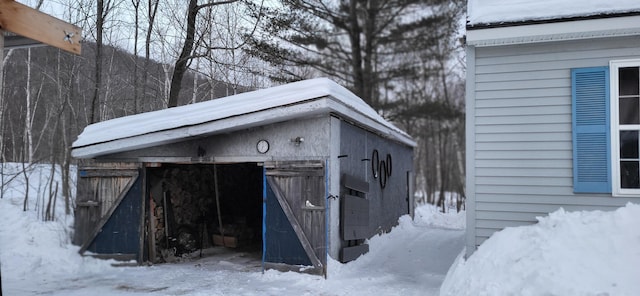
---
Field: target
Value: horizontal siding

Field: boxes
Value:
[476,132,571,143]
[476,105,570,117]
[476,167,571,177]
[471,36,640,248]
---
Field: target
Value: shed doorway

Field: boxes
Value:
[146,163,263,263]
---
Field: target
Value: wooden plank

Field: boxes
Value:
[0,0,81,54]
[265,170,324,177]
[342,174,369,194]
[79,171,139,254]
[79,169,138,178]
[266,177,323,269]
[340,244,369,263]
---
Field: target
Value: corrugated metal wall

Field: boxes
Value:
[468,35,640,251]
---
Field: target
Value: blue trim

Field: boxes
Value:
[324,159,329,276]
[571,66,611,193]
[261,165,266,273]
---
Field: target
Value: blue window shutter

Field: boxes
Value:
[571,67,611,193]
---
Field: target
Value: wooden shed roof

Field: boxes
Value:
[72,78,416,158]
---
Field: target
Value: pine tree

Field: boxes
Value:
[245,0,464,111]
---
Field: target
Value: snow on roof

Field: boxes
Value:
[467,0,640,26]
[72,78,415,158]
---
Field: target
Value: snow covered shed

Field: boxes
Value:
[465,0,640,257]
[70,78,415,275]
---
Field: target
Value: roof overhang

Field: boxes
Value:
[71,96,416,159]
[467,14,640,47]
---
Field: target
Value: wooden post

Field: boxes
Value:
[0,0,81,55]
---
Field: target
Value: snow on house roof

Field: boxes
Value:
[72,78,416,158]
[466,0,640,47]
[467,0,640,27]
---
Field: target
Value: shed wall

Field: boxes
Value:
[98,116,331,162]
[339,121,413,238]
[468,36,640,252]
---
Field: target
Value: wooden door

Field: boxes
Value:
[264,161,326,275]
[73,163,143,261]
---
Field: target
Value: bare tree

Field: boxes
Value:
[167,0,241,108]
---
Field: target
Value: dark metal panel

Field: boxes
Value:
[339,121,414,238]
[341,195,369,240]
[340,244,369,262]
[342,174,369,193]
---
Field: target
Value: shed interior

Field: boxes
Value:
[145,163,263,263]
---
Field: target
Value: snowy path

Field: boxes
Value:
[1,164,465,295]
[3,217,464,296]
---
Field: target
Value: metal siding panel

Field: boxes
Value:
[471,38,640,255]
[476,176,572,186]
[476,105,570,117]
[476,167,572,177]
[476,96,569,108]
[476,193,634,207]
[466,45,478,257]
[476,159,572,168]
[476,123,572,134]
[476,132,571,143]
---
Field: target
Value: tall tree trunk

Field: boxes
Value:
[143,0,159,112]
[91,0,106,123]
[168,0,198,108]
[25,49,34,163]
[132,0,141,113]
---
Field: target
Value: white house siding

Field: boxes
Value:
[467,36,640,255]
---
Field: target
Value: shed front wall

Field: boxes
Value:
[467,35,640,255]
[97,116,332,162]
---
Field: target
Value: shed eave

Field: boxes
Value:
[71,100,333,159]
[467,14,640,47]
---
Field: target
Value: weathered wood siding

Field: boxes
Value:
[468,36,640,252]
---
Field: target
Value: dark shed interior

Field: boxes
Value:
[145,163,263,262]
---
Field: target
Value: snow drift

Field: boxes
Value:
[441,203,640,296]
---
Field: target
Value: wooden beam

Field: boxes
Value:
[0,0,81,54]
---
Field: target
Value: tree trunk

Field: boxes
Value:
[91,0,105,123]
[168,0,198,108]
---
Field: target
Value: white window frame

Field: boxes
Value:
[610,59,640,197]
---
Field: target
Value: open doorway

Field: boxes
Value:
[145,163,263,263]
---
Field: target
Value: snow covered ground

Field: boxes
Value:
[3,163,639,295]
[0,164,465,295]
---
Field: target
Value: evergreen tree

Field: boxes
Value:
[245,0,464,111]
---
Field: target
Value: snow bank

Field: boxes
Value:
[0,164,115,291]
[414,203,465,230]
[441,203,640,296]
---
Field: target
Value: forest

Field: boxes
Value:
[0,0,466,218]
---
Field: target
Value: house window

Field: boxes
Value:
[611,60,640,196]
